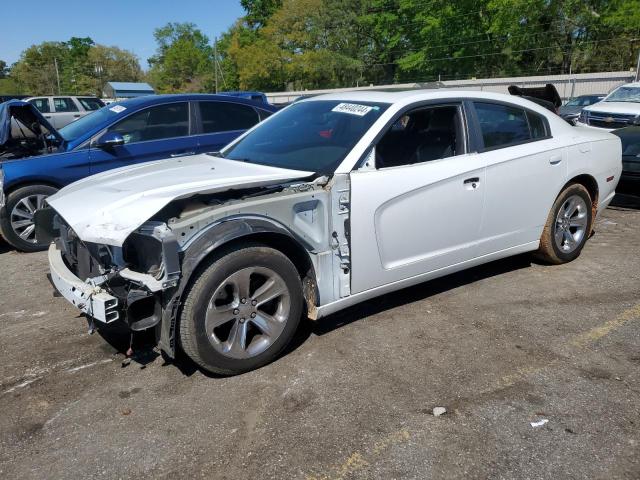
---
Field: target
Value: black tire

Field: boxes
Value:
[536,183,593,264]
[0,184,57,252]
[179,243,303,375]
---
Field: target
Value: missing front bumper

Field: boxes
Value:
[48,244,119,323]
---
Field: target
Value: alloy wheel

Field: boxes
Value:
[10,194,47,244]
[553,194,588,253]
[205,266,291,359]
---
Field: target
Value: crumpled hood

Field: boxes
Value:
[47,154,313,246]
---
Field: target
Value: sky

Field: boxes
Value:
[0,0,245,67]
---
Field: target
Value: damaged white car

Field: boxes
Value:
[38,91,622,375]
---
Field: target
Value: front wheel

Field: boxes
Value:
[536,183,593,264]
[0,184,58,252]
[179,244,303,375]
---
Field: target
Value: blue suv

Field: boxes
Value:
[0,94,277,251]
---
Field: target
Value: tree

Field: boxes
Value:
[0,60,8,79]
[148,22,215,92]
[240,0,283,28]
[10,38,143,95]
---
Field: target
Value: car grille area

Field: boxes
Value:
[587,112,636,129]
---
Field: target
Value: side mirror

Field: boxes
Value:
[95,131,125,149]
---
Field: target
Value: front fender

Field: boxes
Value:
[158,216,315,357]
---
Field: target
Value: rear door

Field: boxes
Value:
[194,101,263,153]
[470,101,568,255]
[51,97,82,128]
[89,101,196,174]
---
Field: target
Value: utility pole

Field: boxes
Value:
[636,48,640,82]
[214,36,218,93]
[54,58,61,94]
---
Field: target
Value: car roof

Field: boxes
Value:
[114,94,277,111]
[303,89,558,110]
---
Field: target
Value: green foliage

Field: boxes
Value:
[147,22,215,93]
[9,38,143,96]
[223,0,640,90]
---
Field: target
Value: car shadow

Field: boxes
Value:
[90,253,534,377]
[311,253,533,337]
[0,237,11,255]
[609,191,640,210]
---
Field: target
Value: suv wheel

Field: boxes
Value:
[536,183,593,264]
[179,244,303,375]
[0,184,57,252]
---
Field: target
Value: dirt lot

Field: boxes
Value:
[1,195,639,480]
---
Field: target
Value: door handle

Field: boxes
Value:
[73,114,81,118]
[549,155,562,165]
[44,115,51,119]
[170,151,195,158]
[463,177,480,189]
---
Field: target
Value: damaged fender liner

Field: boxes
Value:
[157,215,319,358]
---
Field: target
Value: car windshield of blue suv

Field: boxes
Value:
[221,100,389,173]
[57,104,121,142]
[604,86,640,103]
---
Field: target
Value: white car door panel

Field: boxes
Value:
[350,154,485,294]
[476,140,568,256]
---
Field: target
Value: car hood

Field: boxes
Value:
[584,102,640,115]
[47,154,314,246]
[0,100,61,146]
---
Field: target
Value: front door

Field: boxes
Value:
[349,104,486,294]
[89,101,196,174]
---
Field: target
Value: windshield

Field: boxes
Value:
[604,86,640,103]
[222,100,389,173]
[58,104,121,142]
[566,96,602,107]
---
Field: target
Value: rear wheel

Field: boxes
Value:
[179,244,303,375]
[536,183,592,264]
[0,184,57,252]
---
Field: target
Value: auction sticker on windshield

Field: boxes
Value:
[109,105,127,114]
[332,103,374,116]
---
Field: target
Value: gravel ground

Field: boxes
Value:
[0,194,639,480]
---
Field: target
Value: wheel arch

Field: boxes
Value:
[159,217,319,358]
[562,173,599,232]
[4,179,63,197]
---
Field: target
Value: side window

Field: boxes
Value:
[78,97,105,111]
[29,98,50,113]
[53,97,79,112]
[376,105,464,169]
[527,111,548,139]
[199,102,259,133]
[474,102,530,149]
[108,102,189,144]
[257,109,273,120]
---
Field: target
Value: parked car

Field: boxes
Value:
[575,82,640,131]
[219,91,269,104]
[508,84,562,113]
[559,94,606,124]
[611,126,640,188]
[26,96,106,128]
[38,90,622,375]
[0,94,277,251]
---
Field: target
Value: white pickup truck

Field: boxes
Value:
[575,82,640,131]
[25,96,105,129]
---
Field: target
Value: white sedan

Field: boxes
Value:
[42,90,622,375]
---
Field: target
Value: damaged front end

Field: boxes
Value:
[40,212,181,332]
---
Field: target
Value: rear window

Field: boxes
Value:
[78,97,105,111]
[199,101,260,133]
[474,102,548,149]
